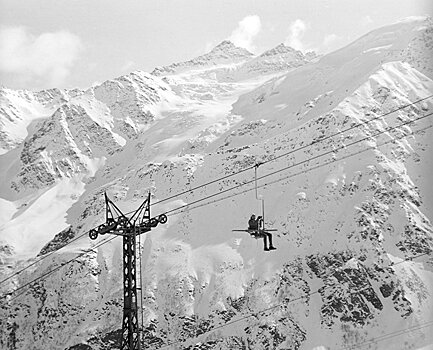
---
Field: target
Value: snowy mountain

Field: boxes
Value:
[0,16,433,350]
[0,88,67,154]
[151,40,254,76]
[227,43,317,79]
[152,40,317,82]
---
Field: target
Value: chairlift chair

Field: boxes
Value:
[232,163,277,241]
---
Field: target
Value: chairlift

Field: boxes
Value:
[232,163,277,251]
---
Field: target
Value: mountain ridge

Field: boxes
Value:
[151,40,317,79]
[151,40,254,76]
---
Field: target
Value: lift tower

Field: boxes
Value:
[89,193,167,350]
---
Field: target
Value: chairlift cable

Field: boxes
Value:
[3,235,117,303]
[1,113,431,298]
[168,122,432,217]
[124,94,433,215]
[3,95,428,286]
[2,120,430,306]
[160,112,433,217]
[155,251,432,350]
[0,231,88,285]
[337,320,433,350]
[2,112,431,304]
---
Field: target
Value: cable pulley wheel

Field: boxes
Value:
[158,214,168,224]
[89,230,98,240]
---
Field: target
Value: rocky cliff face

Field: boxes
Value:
[0,17,432,350]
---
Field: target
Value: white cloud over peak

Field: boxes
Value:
[285,19,308,52]
[0,26,83,87]
[228,15,261,52]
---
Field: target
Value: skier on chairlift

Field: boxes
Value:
[248,214,276,251]
[248,214,259,230]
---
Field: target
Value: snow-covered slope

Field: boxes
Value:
[0,16,432,350]
[0,88,67,154]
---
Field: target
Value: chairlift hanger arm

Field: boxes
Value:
[254,164,266,230]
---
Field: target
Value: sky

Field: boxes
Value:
[0,0,432,91]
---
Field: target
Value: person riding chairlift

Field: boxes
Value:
[248,214,276,251]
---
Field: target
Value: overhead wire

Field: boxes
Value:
[1,95,430,286]
[338,320,433,350]
[121,94,433,215]
[162,111,433,217]
[1,110,431,303]
[155,251,432,350]
[251,95,433,164]
[169,121,433,217]
[2,235,117,303]
[150,94,433,207]
[0,231,88,286]
[152,122,433,350]
[154,118,433,341]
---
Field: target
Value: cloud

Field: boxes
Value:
[228,15,261,52]
[285,19,307,52]
[0,26,83,87]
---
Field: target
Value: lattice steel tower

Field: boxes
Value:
[89,193,167,350]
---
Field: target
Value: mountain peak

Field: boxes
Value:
[212,40,236,50]
[152,40,253,76]
[260,43,298,57]
[208,40,254,58]
[258,44,318,62]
